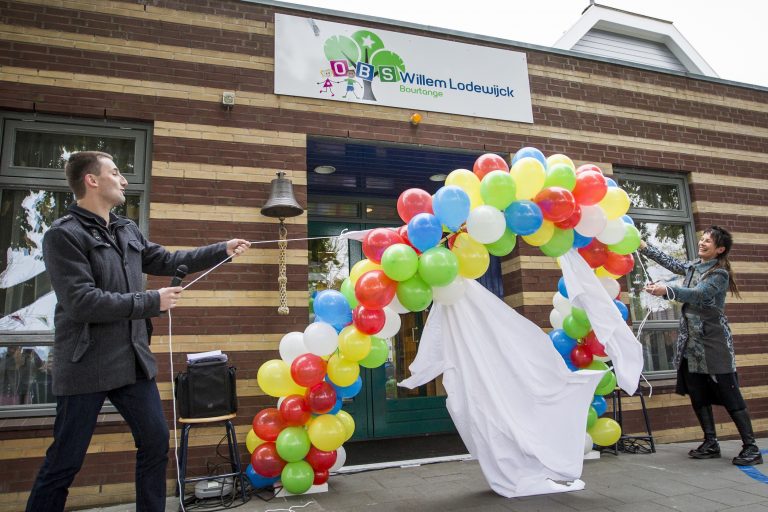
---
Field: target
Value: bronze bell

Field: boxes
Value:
[261,171,303,219]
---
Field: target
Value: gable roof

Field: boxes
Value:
[553,3,717,77]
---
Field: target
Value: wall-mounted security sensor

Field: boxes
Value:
[222,91,236,106]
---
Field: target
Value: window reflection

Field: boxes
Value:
[13,131,136,175]
[0,345,53,405]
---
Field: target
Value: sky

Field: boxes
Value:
[276,0,768,88]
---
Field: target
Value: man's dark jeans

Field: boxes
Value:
[26,378,170,512]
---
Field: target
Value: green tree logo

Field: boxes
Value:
[323,30,406,101]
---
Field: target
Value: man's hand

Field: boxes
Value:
[226,239,251,257]
[158,286,183,311]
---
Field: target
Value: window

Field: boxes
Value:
[0,112,151,416]
[614,169,696,377]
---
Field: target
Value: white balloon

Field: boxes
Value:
[596,218,627,245]
[552,292,572,316]
[432,276,467,305]
[466,205,506,244]
[376,307,402,339]
[575,205,607,237]
[303,322,338,356]
[584,432,594,454]
[387,293,410,314]
[549,308,564,330]
[279,331,307,364]
[329,445,347,473]
[599,277,620,299]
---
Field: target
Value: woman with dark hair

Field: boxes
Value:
[640,226,761,466]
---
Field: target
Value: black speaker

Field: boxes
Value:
[175,359,237,418]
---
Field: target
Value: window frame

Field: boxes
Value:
[0,111,152,418]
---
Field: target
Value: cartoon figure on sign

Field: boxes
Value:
[342,69,362,99]
[317,69,336,96]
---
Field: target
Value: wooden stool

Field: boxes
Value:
[177,413,247,508]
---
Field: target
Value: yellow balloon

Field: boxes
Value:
[451,232,490,279]
[510,157,546,200]
[546,154,575,172]
[245,429,265,454]
[588,417,622,446]
[307,414,347,452]
[598,188,631,220]
[257,359,305,397]
[326,353,360,387]
[336,410,356,441]
[595,266,620,279]
[349,259,381,286]
[338,325,371,362]
[445,168,483,209]
[522,220,555,247]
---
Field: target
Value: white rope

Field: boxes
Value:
[168,309,186,512]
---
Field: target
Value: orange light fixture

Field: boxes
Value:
[409,113,422,126]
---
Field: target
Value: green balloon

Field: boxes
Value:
[587,406,598,429]
[544,163,577,191]
[276,427,311,463]
[480,170,516,210]
[280,460,314,494]
[540,228,574,258]
[595,370,617,396]
[485,229,517,257]
[396,275,433,312]
[359,336,389,368]
[340,278,358,309]
[571,307,591,331]
[586,360,609,372]
[563,313,590,339]
[418,247,459,286]
[608,225,641,255]
[381,243,419,282]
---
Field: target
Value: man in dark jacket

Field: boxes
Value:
[26,151,250,512]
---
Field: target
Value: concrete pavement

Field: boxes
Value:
[86,438,768,512]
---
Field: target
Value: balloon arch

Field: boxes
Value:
[247,147,639,494]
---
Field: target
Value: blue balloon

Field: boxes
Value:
[328,396,343,415]
[572,230,593,249]
[328,375,362,399]
[245,464,278,489]
[565,360,578,372]
[614,299,629,321]
[548,329,577,358]
[605,177,618,188]
[432,185,470,232]
[591,395,608,417]
[621,215,635,226]
[511,146,546,168]
[407,213,443,252]
[557,277,569,299]
[314,290,352,331]
[504,200,543,236]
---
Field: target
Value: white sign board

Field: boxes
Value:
[274,14,534,123]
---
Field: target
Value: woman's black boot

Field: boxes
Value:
[689,406,721,459]
[729,408,763,466]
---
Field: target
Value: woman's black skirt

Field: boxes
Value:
[676,358,747,410]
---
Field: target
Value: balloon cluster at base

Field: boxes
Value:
[250,147,639,492]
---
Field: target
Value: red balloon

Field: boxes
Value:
[534,187,576,223]
[576,164,603,175]
[397,225,421,254]
[397,188,433,224]
[305,445,338,471]
[363,228,404,264]
[250,442,286,478]
[554,204,582,229]
[354,270,397,309]
[313,468,330,485]
[572,171,607,206]
[279,394,312,426]
[570,344,593,368]
[352,305,386,335]
[583,331,608,357]
[604,252,635,276]
[305,381,337,414]
[290,353,327,388]
[252,408,285,442]
[578,239,608,269]
[473,153,509,180]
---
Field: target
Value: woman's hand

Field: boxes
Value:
[639,240,647,250]
[644,282,667,296]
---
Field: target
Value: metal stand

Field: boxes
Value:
[609,385,656,454]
